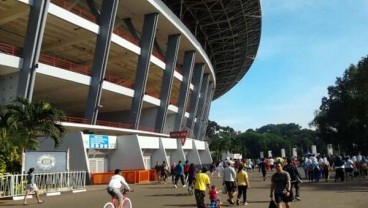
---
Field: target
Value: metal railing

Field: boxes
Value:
[0,171,86,198]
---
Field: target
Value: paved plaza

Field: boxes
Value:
[1,170,367,208]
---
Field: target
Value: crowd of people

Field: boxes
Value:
[105,153,367,208]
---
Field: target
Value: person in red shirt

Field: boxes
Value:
[209,185,221,207]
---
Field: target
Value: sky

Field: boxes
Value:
[209,0,368,132]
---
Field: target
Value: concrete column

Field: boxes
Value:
[186,64,204,137]
[85,0,119,124]
[155,34,181,133]
[129,13,159,129]
[198,82,214,140]
[193,74,210,139]
[174,51,196,131]
[17,0,49,101]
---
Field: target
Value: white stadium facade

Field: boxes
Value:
[0,0,261,182]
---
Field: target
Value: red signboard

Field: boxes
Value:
[169,130,188,145]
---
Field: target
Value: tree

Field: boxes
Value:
[0,106,21,173]
[311,55,368,154]
[5,97,66,149]
[0,97,66,173]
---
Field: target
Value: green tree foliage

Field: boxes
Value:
[311,55,368,154]
[206,121,318,159]
[5,97,66,149]
[0,97,65,173]
[206,121,237,161]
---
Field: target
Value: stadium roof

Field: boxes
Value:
[162,0,262,99]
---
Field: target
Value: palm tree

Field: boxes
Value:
[5,97,65,149]
[0,105,21,173]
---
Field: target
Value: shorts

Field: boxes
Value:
[225,181,236,193]
[274,193,289,204]
[107,187,123,200]
[26,184,38,191]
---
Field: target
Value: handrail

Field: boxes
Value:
[0,42,21,56]
[96,120,133,129]
[51,0,96,23]
[104,74,134,88]
[152,50,165,62]
[145,89,160,99]
[50,1,183,76]
[113,28,140,46]
[65,116,160,133]
[0,42,180,114]
[64,116,90,124]
[170,98,179,106]
[39,54,91,75]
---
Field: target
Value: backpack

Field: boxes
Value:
[284,165,297,181]
[184,165,190,173]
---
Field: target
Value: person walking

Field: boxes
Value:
[223,161,236,205]
[170,162,176,184]
[283,158,302,201]
[154,161,162,183]
[174,160,186,188]
[334,156,345,182]
[160,161,169,183]
[188,163,198,189]
[236,164,250,205]
[184,160,190,182]
[259,158,267,181]
[23,168,44,205]
[270,162,291,208]
[194,167,211,208]
[322,157,331,182]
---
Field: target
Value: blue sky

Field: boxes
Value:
[209,0,368,131]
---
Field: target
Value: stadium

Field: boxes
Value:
[0,0,261,182]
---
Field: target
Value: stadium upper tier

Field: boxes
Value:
[0,0,261,139]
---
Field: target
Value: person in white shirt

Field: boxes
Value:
[269,157,275,171]
[344,156,355,180]
[223,161,236,204]
[107,169,132,208]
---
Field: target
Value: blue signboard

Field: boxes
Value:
[89,135,109,148]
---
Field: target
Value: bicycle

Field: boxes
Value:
[103,189,133,208]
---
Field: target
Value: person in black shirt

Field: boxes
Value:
[283,157,302,201]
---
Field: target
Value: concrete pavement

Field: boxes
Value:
[0,170,367,208]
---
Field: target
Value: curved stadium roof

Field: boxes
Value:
[162,0,262,99]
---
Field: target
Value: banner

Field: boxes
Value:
[24,151,68,173]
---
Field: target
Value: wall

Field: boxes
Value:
[0,72,18,104]
[109,134,145,170]
[37,132,91,183]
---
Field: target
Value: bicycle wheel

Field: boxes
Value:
[103,202,115,208]
[122,198,132,208]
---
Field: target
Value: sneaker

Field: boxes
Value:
[244,202,248,205]
[227,199,234,205]
[183,184,187,187]
[38,201,44,204]
[174,184,177,188]
[236,199,240,205]
[295,197,301,201]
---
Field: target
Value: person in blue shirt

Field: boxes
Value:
[174,160,186,188]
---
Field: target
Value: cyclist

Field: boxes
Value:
[106,169,132,208]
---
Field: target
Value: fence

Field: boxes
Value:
[0,171,86,199]
[91,169,154,185]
